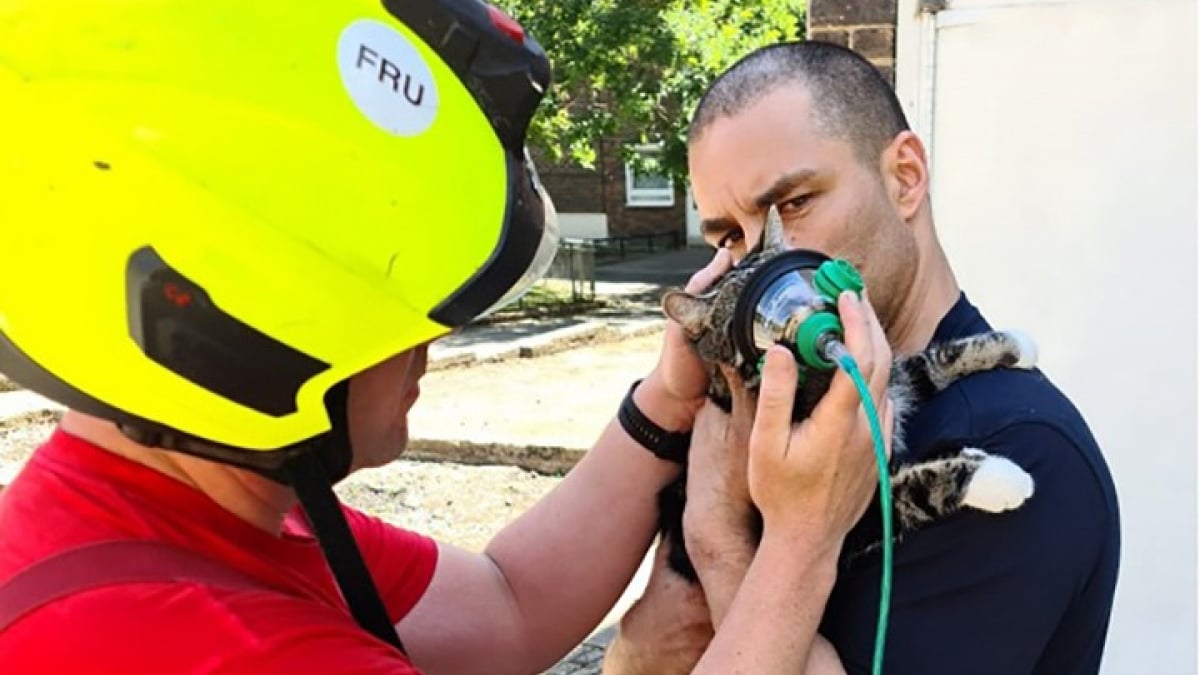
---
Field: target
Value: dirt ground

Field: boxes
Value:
[410,331,663,449]
[0,410,63,465]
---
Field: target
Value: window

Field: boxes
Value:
[624,144,675,207]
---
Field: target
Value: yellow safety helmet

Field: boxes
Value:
[0,0,559,474]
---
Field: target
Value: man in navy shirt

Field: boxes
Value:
[822,292,1120,674]
[603,41,1119,674]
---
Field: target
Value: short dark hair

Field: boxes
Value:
[688,41,911,164]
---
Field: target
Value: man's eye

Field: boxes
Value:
[717,229,745,249]
[780,194,812,213]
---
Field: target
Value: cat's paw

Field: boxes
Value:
[960,447,988,460]
[1003,330,1039,369]
[962,453,1035,513]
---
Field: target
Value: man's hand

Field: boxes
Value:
[749,291,895,548]
[682,291,889,674]
[634,249,732,432]
[601,538,714,675]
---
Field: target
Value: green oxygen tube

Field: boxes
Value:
[823,338,893,675]
[793,260,893,675]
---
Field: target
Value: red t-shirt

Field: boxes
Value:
[0,428,438,673]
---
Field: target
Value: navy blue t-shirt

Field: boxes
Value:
[821,293,1121,675]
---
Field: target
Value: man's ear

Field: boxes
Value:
[661,290,711,337]
[880,130,930,222]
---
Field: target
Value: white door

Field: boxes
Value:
[685,185,705,245]
[895,1,1196,673]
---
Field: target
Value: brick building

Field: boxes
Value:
[536,0,897,244]
[534,139,688,242]
[806,0,898,84]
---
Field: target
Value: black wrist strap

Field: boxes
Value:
[617,379,691,464]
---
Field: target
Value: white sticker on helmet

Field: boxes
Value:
[337,19,439,136]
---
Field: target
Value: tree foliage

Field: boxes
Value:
[498,0,806,182]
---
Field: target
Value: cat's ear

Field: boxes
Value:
[662,290,711,337]
[763,204,788,251]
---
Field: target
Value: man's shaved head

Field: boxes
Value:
[689,41,911,165]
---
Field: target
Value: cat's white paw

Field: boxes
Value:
[962,454,1035,513]
[1003,329,1039,369]
[960,447,988,460]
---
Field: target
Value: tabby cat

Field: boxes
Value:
[657,206,1036,581]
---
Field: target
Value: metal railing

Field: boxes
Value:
[539,240,596,303]
[588,231,683,264]
[505,230,685,314]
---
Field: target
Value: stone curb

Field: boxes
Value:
[404,438,585,476]
[428,318,663,372]
[0,408,594,479]
[0,319,662,480]
[0,438,587,489]
[0,401,592,478]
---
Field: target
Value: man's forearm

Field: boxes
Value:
[683,479,756,628]
[484,401,686,668]
[690,532,754,628]
[694,534,840,673]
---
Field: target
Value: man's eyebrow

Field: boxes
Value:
[700,216,740,240]
[698,169,818,241]
[753,169,818,210]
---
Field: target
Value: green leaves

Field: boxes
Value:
[498,0,806,181]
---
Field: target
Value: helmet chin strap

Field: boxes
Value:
[282,380,408,655]
[118,382,408,655]
[282,448,407,654]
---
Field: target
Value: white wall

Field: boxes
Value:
[685,186,702,245]
[896,1,1197,673]
[557,212,609,239]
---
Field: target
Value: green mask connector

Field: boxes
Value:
[814,258,865,304]
[794,311,843,370]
